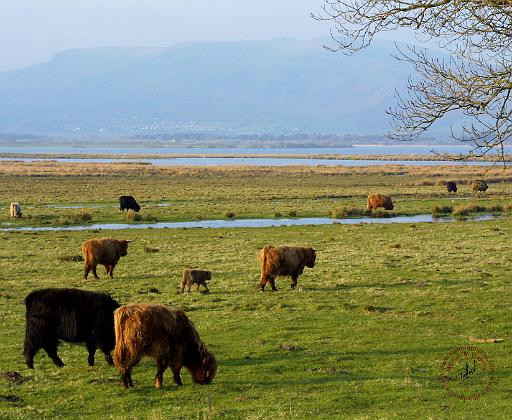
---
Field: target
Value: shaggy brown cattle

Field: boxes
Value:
[446,181,457,193]
[257,245,316,291]
[113,303,217,389]
[81,238,133,279]
[181,269,211,293]
[10,202,22,218]
[472,179,488,193]
[24,288,120,368]
[367,194,394,210]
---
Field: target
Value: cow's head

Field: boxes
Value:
[119,240,134,256]
[205,271,212,281]
[305,248,316,268]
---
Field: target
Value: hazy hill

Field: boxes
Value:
[0,38,445,136]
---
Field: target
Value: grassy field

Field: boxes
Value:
[0,162,511,418]
[1,161,512,227]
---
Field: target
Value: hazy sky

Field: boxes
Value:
[0,0,416,71]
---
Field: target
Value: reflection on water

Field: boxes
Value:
[0,214,495,232]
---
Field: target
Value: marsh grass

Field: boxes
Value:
[56,211,92,226]
[124,210,142,222]
[431,205,453,217]
[330,207,367,218]
[2,163,512,227]
[453,204,489,217]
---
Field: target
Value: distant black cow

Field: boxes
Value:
[446,181,457,193]
[24,288,120,369]
[119,196,140,212]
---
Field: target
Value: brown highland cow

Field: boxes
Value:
[367,194,394,210]
[181,269,211,293]
[257,245,316,291]
[113,303,217,389]
[81,238,133,280]
[472,179,488,193]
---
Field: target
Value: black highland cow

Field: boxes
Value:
[24,288,120,369]
[446,181,457,193]
[119,196,140,212]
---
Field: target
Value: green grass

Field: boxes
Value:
[0,163,511,418]
[1,220,511,418]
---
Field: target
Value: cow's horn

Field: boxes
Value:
[126,239,136,243]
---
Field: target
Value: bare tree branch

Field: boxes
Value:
[313,1,512,161]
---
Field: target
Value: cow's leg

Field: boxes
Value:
[86,341,96,366]
[202,281,210,294]
[155,359,168,389]
[98,345,114,365]
[92,265,99,280]
[84,264,91,280]
[43,340,64,368]
[103,352,114,365]
[170,363,183,386]
[257,274,270,291]
[121,369,132,388]
[196,283,200,291]
[24,341,39,369]
[268,277,278,292]
[109,264,115,278]
[290,274,299,289]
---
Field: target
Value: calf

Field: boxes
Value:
[181,269,211,293]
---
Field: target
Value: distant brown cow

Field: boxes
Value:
[113,303,217,389]
[10,202,22,218]
[81,238,133,280]
[472,179,488,193]
[367,194,394,210]
[257,245,316,291]
[181,269,211,293]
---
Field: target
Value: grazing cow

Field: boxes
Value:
[446,181,458,193]
[119,196,140,212]
[81,238,132,280]
[113,303,217,389]
[472,179,488,193]
[367,194,394,210]
[10,202,22,218]
[257,245,316,291]
[181,269,211,293]
[24,288,120,369]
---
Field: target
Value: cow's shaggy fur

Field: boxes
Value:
[10,202,22,218]
[472,179,488,193]
[257,245,316,291]
[81,238,131,279]
[24,288,120,369]
[446,181,457,193]
[367,194,394,210]
[113,303,217,389]
[181,269,211,293]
